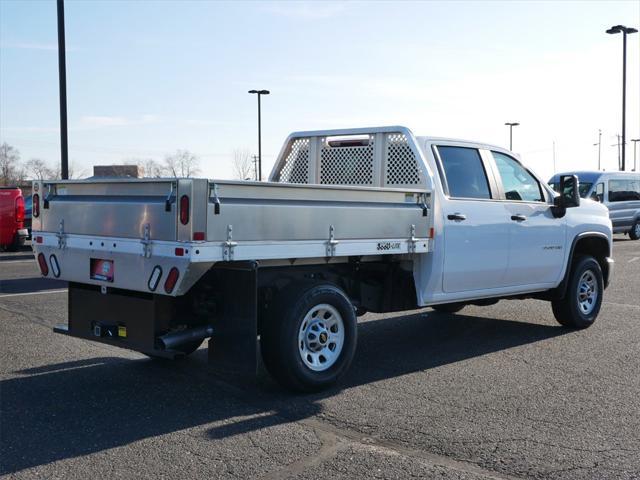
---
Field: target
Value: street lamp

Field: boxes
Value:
[505,122,519,150]
[606,24,638,171]
[631,139,640,172]
[593,129,602,170]
[248,89,270,181]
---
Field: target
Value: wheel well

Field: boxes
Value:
[573,235,610,261]
[545,234,610,300]
[257,260,419,315]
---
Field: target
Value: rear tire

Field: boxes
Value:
[629,220,640,240]
[431,302,465,314]
[551,255,603,329]
[261,283,357,392]
[7,233,25,252]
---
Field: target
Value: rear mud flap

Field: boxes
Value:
[206,262,262,380]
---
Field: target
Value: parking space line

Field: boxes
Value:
[629,257,639,263]
[0,289,67,299]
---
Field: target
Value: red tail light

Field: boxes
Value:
[15,196,25,222]
[164,267,180,294]
[37,253,49,276]
[32,194,40,218]
[179,195,190,225]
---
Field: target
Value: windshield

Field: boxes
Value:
[578,182,593,198]
[548,181,592,198]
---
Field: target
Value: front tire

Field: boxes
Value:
[629,220,640,240]
[552,255,603,329]
[261,283,357,392]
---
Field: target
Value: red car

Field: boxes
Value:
[0,186,28,250]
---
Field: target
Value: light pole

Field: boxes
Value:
[57,0,69,179]
[505,122,519,150]
[631,139,640,171]
[252,155,259,181]
[612,134,622,170]
[593,129,602,170]
[606,24,638,171]
[248,89,270,181]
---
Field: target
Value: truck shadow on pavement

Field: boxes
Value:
[0,253,34,262]
[0,311,568,474]
[0,277,66,295]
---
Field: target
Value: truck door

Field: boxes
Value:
[436,146,509,292]
[489,151,565,286]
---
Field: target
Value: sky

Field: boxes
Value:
[1,0,639,181]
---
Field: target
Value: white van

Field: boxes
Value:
[549,171,640,240]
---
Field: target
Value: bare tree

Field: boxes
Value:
[0,142,22,186]
[164,150,200,178]
[140,158,164,178]
[126,158,164,178]
[68,162,87,179]
[51,161,86,180]
[25,158,55,180]
[232,148,254,180]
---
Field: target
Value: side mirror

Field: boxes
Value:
[561,174,580,208]
[551,175,580,217]
[590,192,600,202]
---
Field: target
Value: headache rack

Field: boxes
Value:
[270,126,429,189]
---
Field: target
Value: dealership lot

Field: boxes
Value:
[1,237,639,480]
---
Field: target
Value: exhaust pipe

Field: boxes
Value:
[158,325,213,351]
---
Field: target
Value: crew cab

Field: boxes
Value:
[31,126,613,391]
[0,186,28,251]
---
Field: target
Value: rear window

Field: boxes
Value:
[437,146,491,199]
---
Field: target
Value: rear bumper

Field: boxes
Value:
[604,257,614,289]
[32,232,212,296]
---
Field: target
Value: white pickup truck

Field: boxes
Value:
[31,126,613,391]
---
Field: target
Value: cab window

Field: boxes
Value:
[437,146,491,199]
[492,152,544,202]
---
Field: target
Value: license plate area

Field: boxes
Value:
[90,258,114,282]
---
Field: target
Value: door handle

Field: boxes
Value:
[511,214,527,222]
[447,213,467,221]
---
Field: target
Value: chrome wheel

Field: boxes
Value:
[634,223,640,238]
[577,270,598,315]
[298,303,344,372]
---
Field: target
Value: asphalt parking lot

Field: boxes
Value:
[1,237,639,480]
